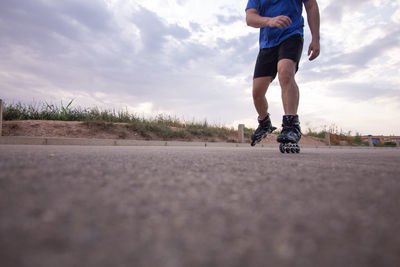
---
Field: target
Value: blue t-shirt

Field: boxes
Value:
[246,0,309,49]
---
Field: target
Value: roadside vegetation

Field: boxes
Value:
[303,126,396,147]
[304,126,370,146]
[3,101,395,146]
[3,101,240,142]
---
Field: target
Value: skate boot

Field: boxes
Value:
[277,115,301,153]
[250,114,277,146]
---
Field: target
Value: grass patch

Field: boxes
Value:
[304,128,327,139]
[6,100,372,145]
[3,100,134,122]
[374,142,397,147]
[126,118,188,140]
[3,101,239,141]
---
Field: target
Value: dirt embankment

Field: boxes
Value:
[2,120,327,146]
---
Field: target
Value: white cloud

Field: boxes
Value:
[127,102,155,116]
[392,8,400,23]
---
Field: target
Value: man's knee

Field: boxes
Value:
[278,60,296,85]
[252,77,272,99]
[253,87,265,101]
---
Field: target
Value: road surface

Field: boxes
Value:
[1,145,400,267]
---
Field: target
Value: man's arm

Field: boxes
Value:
[304,0,320,61]
[246,8,292,30]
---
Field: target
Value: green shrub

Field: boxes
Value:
[374,142,397,147]
[304,128,326,139]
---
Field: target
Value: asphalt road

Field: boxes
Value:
[1,145,400,267]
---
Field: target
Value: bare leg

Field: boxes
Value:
[278,59,299,115]
[252,76,273,119]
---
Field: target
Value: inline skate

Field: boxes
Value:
[250,114,277,146]
[277,115,301,153]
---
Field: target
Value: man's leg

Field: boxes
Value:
[278,59,299,115]
[253,76,273,119]
[251,76,276,146]
[277,58,302,152]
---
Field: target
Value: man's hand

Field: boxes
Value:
[304,0,320,61]
[268,15,292,30]
[308,39,320,61]
[246,10,292,30]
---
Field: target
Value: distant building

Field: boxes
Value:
[361,135,400,146]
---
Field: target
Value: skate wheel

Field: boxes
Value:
[279,143,285,153]
[295,145,300,153]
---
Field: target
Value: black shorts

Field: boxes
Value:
[253,34,304,80]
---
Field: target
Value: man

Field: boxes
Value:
[246,0,320,151]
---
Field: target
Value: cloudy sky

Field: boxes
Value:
[1,0,399,135]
